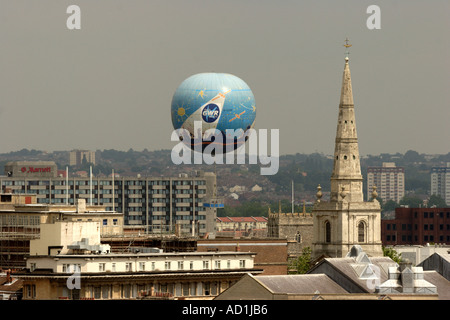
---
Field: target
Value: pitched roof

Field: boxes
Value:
[309,256,398,293]
[423,271,450,300]
[0,274,23,294]
[254,274,348,295]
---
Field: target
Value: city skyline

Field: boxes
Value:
[0,1,449,156]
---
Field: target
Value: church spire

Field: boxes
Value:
[330,40,363,203]
[311,42,383,259]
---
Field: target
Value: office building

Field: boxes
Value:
[197,238,288,275]
[4,161,57,179]
[382,207,450,246]
[367,162,405,203]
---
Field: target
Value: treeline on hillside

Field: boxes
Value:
[1,148,449,195]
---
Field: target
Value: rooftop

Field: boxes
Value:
[253,273,348,295]
[217,216,268,223]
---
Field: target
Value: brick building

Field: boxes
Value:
[197,238,288,275]
[382,207,450,246]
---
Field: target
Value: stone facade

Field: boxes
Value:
[312,56,383,259]
[267,206,313,262]
[17,220,261,300]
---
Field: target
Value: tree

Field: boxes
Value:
[382,246,402,263]
[399,195,423,208]
[428,195,448,208]
[382,199,398,212]
[403,150,424,163]
[289,247,312,274]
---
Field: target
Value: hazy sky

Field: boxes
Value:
[0,0,449,156]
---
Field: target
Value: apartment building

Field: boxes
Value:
[69,150,96,166]
[1,162,218,237]
[367,162,405,203]
[431,163,450,205]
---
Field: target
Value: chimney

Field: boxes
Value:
[399,260,414,293]
[6,269,11,283]
[76,199,86,213]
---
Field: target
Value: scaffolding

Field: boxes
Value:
[0,213,41,269]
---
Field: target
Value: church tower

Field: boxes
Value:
[312,44,383,258]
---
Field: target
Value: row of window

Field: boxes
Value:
[1,180,207,187]
[6,188,206,196]
[24,281,229,299]
[61,259,247,273]
[59,280,229,300]
[385,234,450,243]
[0,215,40,226]
[386,223,450,231]
[148,215,206,220]
[415,211,450,219]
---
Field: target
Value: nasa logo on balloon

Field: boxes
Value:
[202,104,220,123]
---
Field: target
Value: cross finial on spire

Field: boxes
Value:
[343,37,352,60]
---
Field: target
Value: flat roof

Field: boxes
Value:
[26,251,256,259]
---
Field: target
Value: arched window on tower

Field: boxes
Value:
[325,221,331,243]
[358,221,365,243]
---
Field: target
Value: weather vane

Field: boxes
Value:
[343,37,352,59]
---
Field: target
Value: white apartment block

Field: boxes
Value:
[1,163,219,236]
[367,162,405,203]
[431,163,450,205]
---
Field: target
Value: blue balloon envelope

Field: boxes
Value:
[171,73,256,153]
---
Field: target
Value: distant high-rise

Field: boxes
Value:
[367,162,405,203]
[70,149,96,166]
[431,163,450,205]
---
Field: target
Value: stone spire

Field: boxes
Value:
[330,54,363,203]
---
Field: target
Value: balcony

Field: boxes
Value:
[151,202,166,207]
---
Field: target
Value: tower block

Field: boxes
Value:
[312,52,383,259]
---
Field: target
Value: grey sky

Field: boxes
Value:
[0,0,449,156]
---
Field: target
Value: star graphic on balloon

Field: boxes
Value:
[198,90,206,99]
